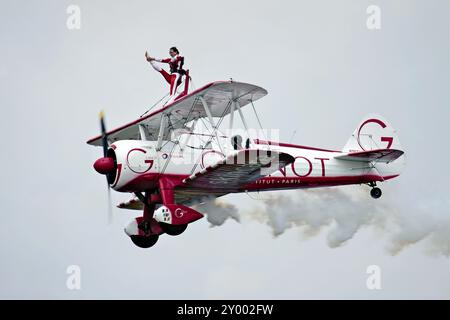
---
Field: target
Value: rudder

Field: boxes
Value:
[342,114,402,153]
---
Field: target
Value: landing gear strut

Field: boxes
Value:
[130,191,160,248]
[368,182,382,199]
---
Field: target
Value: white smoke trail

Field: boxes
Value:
[195,188,450,257]
[246,187,389,248]
[385,197,450,256]
[193,197,240,227]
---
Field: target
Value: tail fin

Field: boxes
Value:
[343,114,402,153]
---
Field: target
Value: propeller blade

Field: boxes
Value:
[99,111,108,157]
[98,110,113,224]
[107,184,113,224]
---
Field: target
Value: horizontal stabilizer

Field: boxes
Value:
[335,148,404,163]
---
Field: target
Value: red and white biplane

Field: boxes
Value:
[87,80,405,248]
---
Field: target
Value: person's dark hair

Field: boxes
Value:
[170,46,179,54]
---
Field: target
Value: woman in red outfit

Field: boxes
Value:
[145,47,186,97]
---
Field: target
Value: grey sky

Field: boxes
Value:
[1,0,449,299]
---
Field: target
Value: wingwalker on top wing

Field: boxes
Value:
[87,67,405,248]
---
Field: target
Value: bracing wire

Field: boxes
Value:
[142,73,194,118]
[250,100,269,144]
[160,96,199,174]
[251,100,264,132]
[288,130,297,143]
[140,93,169,118]
[189,99,232,175]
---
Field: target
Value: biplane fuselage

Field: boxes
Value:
[103,138,402,195]
[88,81,405,248]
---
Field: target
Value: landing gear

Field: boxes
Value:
[127,219,161,248]
[160,223,188,236]
[130,235,159,248]
[128,191,160,248]
[370,187,382,199]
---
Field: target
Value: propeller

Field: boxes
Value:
[93,111,115,224]
[107,185,113,225]
[100,111,108,158]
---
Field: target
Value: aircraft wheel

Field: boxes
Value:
[160,223,188,236]
[370,187,382,199]
[130,235,159,248]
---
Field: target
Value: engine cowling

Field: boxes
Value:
[93,140,159,191]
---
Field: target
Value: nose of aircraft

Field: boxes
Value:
[93,157,115,174]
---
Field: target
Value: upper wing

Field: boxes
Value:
[87,81,267,146]
[335,148,404,163]
[180,149,294,192]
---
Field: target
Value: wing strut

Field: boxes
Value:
[139,124,148,141]
[199,96,224,153]
[156,114,166,151]
[235,100,251,141]
[229,101,235,129]
[179,119,198,152]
